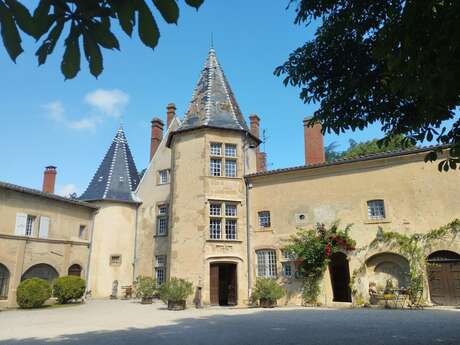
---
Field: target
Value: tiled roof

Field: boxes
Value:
[79,128,140,203]
[167,48,259,145]
[0,181,98,209]
[245,145,449,178]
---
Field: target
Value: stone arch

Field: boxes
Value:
[0,263,10,299]
[365,252,410,289]
[68,264,83,277]
[21,263,59,284]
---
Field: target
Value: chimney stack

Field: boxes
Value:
[42,166,57,193]
[249,114,267,172]
[166,103,176,129]
[303,117,325,165]
[150,117,164,161]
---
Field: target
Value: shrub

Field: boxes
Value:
[159,277,193,303]
[251,278,285,305]
[53,276,86,304]
[17,278,52,308]
[134,276,157,299]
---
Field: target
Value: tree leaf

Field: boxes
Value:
[185,0,204,9]
[0,2,23,62]
[35,20,64,65]
[137,0,159,49]
[5,0,36,37]
[33,0,53,39]
[116,1,135,36]
[61,23,81,80]
[152,0,179,24]
[92,21,119,50]
[83,33,103,78]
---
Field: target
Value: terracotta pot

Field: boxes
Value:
[259,298,276,308]
[141,297,153,304]
[168,300,186,310]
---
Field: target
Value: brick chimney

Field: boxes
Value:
[249,114,267,172]
[150,117,164,161]
[166,103,176,129]
[303,117,325,165]
[42,166,57,193]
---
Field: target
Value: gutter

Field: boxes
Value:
[85,209,98,294]
[243,133,253,301]
[132,206,139,282]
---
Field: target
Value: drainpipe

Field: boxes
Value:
[132,205,139,282]
[243,133,253,301]
[85,208,98,294]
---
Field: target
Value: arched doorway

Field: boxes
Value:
[21,264,59,284]
[0,264,9,299]
[68,264,82,277]
[427,250,460,306]
[366,252,410,289]
[329,252,351,302]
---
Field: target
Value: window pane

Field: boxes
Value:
[225,159,237,177]
[210,159,222,176]
[209,203,221,216]
[225,144,237,157]
[367,200,385,219]
[210,219,221,239]
[256,250,277,278]
[155,267,165,286]
[155,255,166,267]
[210,143,222,156]
[158,205,168,215]
[258,211,271,227]
[159,170,169,184]
[225,204,237,217]
[225,219,237,240]
[282,262,292,277]
[157,217,168,235]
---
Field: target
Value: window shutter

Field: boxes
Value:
[39,216,50,238]
[15,213,27,236]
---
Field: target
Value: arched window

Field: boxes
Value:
[68,264,82,277]
[0,264,10,299]
[21,263,59,284]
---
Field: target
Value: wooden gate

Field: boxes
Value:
[428,251,460,305]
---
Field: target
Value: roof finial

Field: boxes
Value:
[210,32,214,50]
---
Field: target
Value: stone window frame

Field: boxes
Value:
[209,142,238,178]
[158,169,170,185]
[256,249,277,278]
[280,249,296,278]
[109,254,122,266]
[367,199,386,220]
[258,211,271,228]
[78,224,87,240]
[208,201,238,240]
[155,255,166,286]
[156,204,169,236]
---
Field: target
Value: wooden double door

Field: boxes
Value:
[428,251,460,306]
[210,263,237,306]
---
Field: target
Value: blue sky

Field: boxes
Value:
[0,1,405,196]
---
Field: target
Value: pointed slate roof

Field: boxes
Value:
[79,128,140,203]
[167,48,259,145]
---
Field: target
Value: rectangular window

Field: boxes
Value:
[157,204,168,236]
[282,262,292,277]
[210,158,222,176]
[224,144,237,157]
[155,255,166,286]
[210,143,222,156]
[225,159,237,177]
[159,169,170,184]
[225,219,237,240]
[225,204,237,217]
[25,215,36,236]
[79,225,86,239]
[209,203,222,216]
[258,211,271,228]
[209,218,222,239]
[256,250,277,278]
[110,255,122,266]
[367,200,386,220]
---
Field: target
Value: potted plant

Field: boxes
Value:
[134,276,157,304]
[159,277,193,310]
[251,278,285,308]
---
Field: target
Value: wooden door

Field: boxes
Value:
[449,262,460,305]
[210,264,219,305]
[227,264,237,305]
[428,251,460,306]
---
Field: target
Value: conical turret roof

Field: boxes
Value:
[167,48,259,145]
[79,128,140,203]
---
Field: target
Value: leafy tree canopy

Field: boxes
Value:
[325,134,415,162]
[0,0,204,79]
[275,0,460,171]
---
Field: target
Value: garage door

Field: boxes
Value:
[427,251,460,306]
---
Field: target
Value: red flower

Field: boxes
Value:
[325,243,331,256]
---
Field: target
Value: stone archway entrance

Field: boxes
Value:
[21,263,59,284]
[427,250,460,306]
[210,263,237,306]
[329,252,352,302]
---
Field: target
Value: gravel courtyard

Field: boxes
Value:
[0,300,459,345]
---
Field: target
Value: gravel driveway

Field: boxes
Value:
[0,299,459,345]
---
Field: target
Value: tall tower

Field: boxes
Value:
[166,48,260,306]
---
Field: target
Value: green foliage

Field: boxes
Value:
[285,222,356,304]
[159,277,193,303]
[0,0,205,79]
[17,278,51,308]
[326,135,415,162]
[134,275,157,299]
[276,1,460,170]
[251,278,284,304]
[53,276,86,304]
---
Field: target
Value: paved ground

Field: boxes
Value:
[0,300,459,345]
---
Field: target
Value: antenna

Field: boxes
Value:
[262,128,268,153]
[210,32,214,49]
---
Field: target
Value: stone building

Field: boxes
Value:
[1,48,459,308]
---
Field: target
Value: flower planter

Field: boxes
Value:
[167,300,186,310]
[141,297,153,304]
[259,298,276,308]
